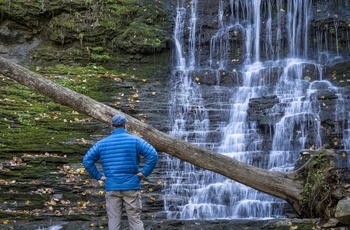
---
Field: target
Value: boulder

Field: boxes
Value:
[335,198,350,225]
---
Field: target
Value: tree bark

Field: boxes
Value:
[0,56,306,215]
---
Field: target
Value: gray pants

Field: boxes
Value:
[105,190,144,230]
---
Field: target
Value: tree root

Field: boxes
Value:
[300,146,340,219]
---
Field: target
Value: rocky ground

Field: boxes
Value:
[0,218,334,230]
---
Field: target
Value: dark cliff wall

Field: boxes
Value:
[0,0,173,67]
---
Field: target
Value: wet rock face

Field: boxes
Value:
[245,62,350,154]
[246,82,348,150]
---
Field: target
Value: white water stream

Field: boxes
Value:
[163,0,349,220]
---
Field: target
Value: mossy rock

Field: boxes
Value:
[0,0,171,65]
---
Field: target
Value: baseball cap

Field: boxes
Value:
[111,114,128,126]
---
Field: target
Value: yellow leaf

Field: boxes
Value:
[142,79,147,82]
[157,180,163,185]
[68,209,75,215]
[55,210,62,216]
[25,200,31,205]
[79,168,86,174]
[48,200,57,206]
[151,92,157,95]
[98,190,104,195]
[342,152,347,157]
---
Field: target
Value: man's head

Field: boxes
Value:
[111,114,128,128]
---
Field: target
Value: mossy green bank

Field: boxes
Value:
[0,0,171,66]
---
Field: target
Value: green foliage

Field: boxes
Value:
[89,46,104,52]
[301,152,334,218]
[0,0,8,11]
[304,76,311,81]
[90,53,112,62]
[315,153,324,162]
[17,113,35,126]
[115,20,164,52]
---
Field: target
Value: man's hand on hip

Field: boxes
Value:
[136,172,145,180]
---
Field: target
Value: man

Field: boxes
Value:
[83,114,158,230]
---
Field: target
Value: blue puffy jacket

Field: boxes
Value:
[83,128,158,191]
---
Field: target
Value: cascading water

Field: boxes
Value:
[163,0,350,220]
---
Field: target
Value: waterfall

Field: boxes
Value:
[162,0,349,220]
[163,0,211,219]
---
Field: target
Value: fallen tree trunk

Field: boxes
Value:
[0,56,339,218]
